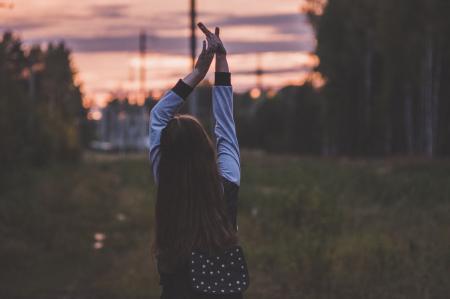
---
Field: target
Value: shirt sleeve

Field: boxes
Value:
[149,79,193,184]
[222,177,239,231]
[212,72,241,186]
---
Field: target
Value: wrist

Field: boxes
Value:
[192,68,202,78]
[215,56,229,73]
[183,68,204,88]
[194,68,207,81]
[216,53,227,59]
[215,72,231,86]
[172,79,194,100]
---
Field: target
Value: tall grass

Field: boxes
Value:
[0,151,449,298]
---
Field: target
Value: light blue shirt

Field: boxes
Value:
[149,85,241,186]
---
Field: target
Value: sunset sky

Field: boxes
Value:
[0,0,317,106]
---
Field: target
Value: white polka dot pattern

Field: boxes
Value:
[189,245,250,294]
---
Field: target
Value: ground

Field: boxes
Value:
[1,151,449,299]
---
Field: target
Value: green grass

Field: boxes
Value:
[1,151,449,298]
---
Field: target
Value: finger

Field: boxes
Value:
[205,51,213,60]
[200,41,208,55]
[206,36,216,48]
[197,22,213,36]
[206,52,214,63]
[204,46,213,56]
[208,46,216,55]
[205,40,214,52]
[215,27,220,37]
[208,36,221,51]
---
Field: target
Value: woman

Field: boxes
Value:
[149,23,245,298]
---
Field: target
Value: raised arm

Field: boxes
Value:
[212,72,240,186]
[149,40,215,183]
[149,82,190,183]
[198,24,241,185]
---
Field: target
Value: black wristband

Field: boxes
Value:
[172,79,194,100]
[215,72,231,86]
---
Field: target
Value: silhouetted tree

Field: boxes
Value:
[0,32,84,177]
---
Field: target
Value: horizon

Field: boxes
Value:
[0,0,318,107]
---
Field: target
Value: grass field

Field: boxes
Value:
[1,151,449,299]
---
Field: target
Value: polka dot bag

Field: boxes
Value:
[190,245,250,295]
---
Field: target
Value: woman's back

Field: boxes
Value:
[149,24,245,298]
[157,178,241,299]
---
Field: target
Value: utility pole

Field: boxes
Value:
[139,30,147,101]
[256,54,264,91]
[190,0,197,70]
[188,0,198,116]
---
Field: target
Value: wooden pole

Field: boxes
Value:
[189,0,198,116]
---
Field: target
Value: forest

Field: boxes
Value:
[2,0,450,167]
[145,0,450,157]
[234,0,450,157]
[0,32,86,180]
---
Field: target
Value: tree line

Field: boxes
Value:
[0,32,86,177]
[230,0,450,157]
[4,0,450,170]
[308,0,450,157]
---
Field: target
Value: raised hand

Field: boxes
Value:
[182,39,215,87]
[198,22,227,56]
[213,27,227,56]
[194,40,215,76]
[198,22,229,73]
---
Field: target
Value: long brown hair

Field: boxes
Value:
[154,114,237,270]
